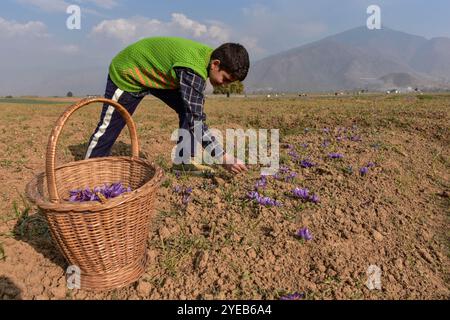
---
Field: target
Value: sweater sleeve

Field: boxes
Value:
[175,68,224,158]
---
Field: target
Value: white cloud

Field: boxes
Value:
[84,0,118,9]
[242,4,270,18]
[57,44,81,54]
[171,13,207,37]
[239,36,266,57]
[91,13,231,46]
[16,0,70,12]
[16,0,116,14]
[0,17,48,38]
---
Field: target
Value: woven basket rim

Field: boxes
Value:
[26,156,164,212]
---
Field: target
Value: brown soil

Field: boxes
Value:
[0,94,449,300]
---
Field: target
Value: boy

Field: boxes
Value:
[85,36,249,175]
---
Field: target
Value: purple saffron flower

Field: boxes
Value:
[279,166,290,174]
[367,162,376,168]
[292,187,309,200]
[293,188,319,204]
[309,194,320,204]
[182,195,191,204]
[247,191,260,200]
[321,139,330,147]
[280,292,304,300]
[360,167,369,176]
[288,150,299,159]
[258,196,271,205]
[254,175,267,190]
[336,136,343,142]
[323,128,330,134]
[285,172,297,182]
[328,153,344,159]
[350,136,362,142]
[68,182,131,203]
[300,159,315,168]
[296,227,312,241]
[173,185,182,193]
[300,143,309,149]
[182,187,193,204]
[248,191,281,207]
[260,197,282,207]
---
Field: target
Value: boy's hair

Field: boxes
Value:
[211,43,250,81]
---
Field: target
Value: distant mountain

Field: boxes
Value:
[245,26,450,92]
[410,37,450,79]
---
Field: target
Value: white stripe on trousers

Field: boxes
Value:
[85,88,124,159]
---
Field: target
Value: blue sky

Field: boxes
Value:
[1,0,450,95]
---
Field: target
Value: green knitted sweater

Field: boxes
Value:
[109,37,213,93]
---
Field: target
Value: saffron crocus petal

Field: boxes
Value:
[309,194,320,204]
[288,150,299,158]
[279,166,289,174]
[280,292,304,300]
[296,227,312,241]
[360,167,369,176]
[300,160,315,168]
[247,191,259,200]
[68,182,131,202]
[182,195,191,204]
[293,187,309,199]
[328,153,344,159]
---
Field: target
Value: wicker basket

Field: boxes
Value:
[26,98,164,291]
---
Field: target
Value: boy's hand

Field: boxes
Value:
[222,153,248,174]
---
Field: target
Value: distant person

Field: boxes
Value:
[84,37,249,175]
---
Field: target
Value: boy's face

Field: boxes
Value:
[209,60,235,87]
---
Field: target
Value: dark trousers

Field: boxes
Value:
[85,75,191,159]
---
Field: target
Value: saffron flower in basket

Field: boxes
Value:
[68,182,132,203]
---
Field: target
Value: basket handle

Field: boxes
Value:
[46,98,140,202]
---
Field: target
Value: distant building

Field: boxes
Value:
[386,89,399,94]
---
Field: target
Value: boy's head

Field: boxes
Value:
[209,43,249,87]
